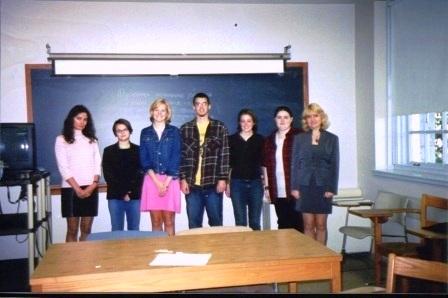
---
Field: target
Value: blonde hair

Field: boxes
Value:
[301,102,330,131]
[149,98,172,123]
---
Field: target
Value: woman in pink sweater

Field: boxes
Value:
[55,105,101,242]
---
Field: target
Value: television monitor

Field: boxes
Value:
[0,123,36,174]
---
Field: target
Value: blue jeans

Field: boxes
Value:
[108,199,141,231]
[186,186,223,228]
[230,179,263,230]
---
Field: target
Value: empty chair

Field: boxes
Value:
[176,226,252,236]
[407,193,448,262]
[343,253,448,294]
[86,230,168,241]
[377,193,448,282]
[386,253,448,293]
[420,193,448,230]
[338,191,410,254]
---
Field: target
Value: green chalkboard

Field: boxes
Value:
[28,63,307,185]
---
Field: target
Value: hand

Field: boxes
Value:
[162,181,170,191]
[263,189,271,203]
[324,192,334,199]
[224,184,230,198]
[216,180,226,193]
[75,187,88,199]
[181,179,190,195]
[156,181,168,197]
[291,190,300,200]
[80,183,98,199]
[124,193,131,202]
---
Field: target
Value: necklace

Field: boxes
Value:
[312,131,320,144]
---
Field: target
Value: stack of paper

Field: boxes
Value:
[149,252,212,266]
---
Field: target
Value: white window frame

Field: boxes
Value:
[394,112,448,167]
[387,105,448,187]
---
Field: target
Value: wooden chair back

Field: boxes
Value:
[385,253,448,293]
[420,194,448,228]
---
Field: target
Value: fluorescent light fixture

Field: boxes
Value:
[53,59,285,75]
[47,44,290,75]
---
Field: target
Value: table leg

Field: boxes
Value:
[27,183,35,279]
[373,218,382,286]
[427,239,446,293]
[288,282,297,293]
[330,260,342,293]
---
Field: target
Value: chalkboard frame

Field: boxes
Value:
[25,62,308,193]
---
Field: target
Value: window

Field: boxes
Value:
[395,112,448,168]
[375,0,448,185]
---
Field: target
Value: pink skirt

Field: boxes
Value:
[140,174,181,213]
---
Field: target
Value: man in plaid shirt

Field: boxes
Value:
[180,92,230,228]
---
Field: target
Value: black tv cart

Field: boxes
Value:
[0,171,51,279]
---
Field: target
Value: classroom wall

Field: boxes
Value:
[0,0,358,259]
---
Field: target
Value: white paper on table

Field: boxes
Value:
[149,252,212,266]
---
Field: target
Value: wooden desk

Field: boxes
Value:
[349,208,419,285]
[407,227,447,261]
[406,227,448,240]
[30,229,342,293]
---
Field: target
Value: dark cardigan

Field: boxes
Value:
[262,127,303,203]
[102,142,143,200]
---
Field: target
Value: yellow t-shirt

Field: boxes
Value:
[194,120,209,185]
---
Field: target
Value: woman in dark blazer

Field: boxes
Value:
[291,103,339,244]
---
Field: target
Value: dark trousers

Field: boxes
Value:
[274,197,303,232]
[230,179,263,230]
[186,186,223,229]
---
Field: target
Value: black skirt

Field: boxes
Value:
[295,175,332,214]
[61,186,98,217]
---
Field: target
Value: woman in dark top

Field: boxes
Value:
[291,103,339,244]
[102,119,143,231]
[262,106,304,232]
[226,109,264,230]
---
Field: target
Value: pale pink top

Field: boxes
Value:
[54,130,101,188]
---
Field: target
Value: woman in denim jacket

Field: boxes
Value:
[140,98,181,236]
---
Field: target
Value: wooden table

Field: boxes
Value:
[30,229,342,293]
[348,208,419,285]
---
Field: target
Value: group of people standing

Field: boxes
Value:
[55,92,339,245]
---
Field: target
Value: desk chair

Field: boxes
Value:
[335,199,374,255]
[338,191,410,255]
[86,230,168,241]
[386,253,448,293]
[409,194,448,262]
[378,194,448,261]
[343,253,448,294]
[375,193,448,287]
[420,193,448,230]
